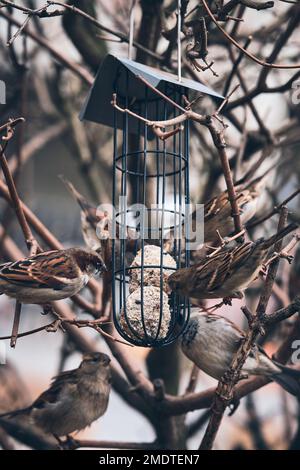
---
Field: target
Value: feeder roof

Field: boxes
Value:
[80,54,223,131]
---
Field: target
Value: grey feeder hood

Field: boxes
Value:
[80,54,224,135]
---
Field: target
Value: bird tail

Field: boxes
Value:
[59,175,95,215]
[0,406,31,420]
[271,363,300,397]
[262,223,298,249]
[243,163,277,193]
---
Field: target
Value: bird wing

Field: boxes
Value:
[60,175,101,227]
[193,242,255,292]
[31,369,79,410]
[204,192,229,220]
[204,189,250,221]
[0,250,80,290]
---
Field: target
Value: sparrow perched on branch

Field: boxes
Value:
[182,313,300,396]
[0,352,111,437]
[60,176,106,252]
[162,169,273,257]
[60,176,138,268]
[0,248,106,304]
[168,223,297,302]
[195,173,269,246]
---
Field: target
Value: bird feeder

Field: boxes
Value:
[80,54,223,347]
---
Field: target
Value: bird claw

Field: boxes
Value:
[45,319,62,333]
[238,372,249,381]
[279,251,294,264]
[265,251,294,267]
[54,434,78,450]
[223,297,232,306]
[199,300,224,313]
[41,304,52,315]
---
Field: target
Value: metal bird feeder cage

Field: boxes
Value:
[80,54,223,347]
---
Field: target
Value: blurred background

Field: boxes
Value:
[0,0,300,450]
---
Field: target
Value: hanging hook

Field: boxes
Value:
[128,0,137,60]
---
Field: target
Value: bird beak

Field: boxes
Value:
[102,262,108,272]
[102,355,111,366]
[166,284,172,295]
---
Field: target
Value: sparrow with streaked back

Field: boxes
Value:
[60,176,105,252]
[195,172,270,246]
[163,169,273,256]
[60,176,138,268]
[168,223,297,302]
[182,313,300,396]
[0,248,106,304]
[0,352,111,437]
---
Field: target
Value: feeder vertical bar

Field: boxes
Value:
[177,0,182,82]
[172,91,177,260]
[178,89,184,324]
[121,70,129,337]
[156,82,168,342]
[170,88,179,333]
[178,90,183,269]
[135,103,142,254]
[140,84,150,344]
[155,98,160,237]
[184,94,191,326]
[184,102,190,268]
[112,86,117,328]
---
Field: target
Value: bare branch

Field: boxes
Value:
[201,0,300,69]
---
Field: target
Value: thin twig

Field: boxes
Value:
[0,10,93,85]
[200,0,300,69]
[0,118,25,134]
[0,119,41,347]
[256,207,289,319]
[247,188,300,228]
[46,0,162,62]
[65,438,158,450]
[185,364,199,394]
[10,301,22,348]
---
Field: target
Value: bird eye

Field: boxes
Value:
[95,260,107,274]
[90,357,99,363]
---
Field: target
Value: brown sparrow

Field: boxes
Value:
[196,174,268,245]
[60,176,105,252]
[0,352,111,437]
[0,248,106,304]
[61,176,138,268]
[168,223,297,302]
[182,313,300,396]
[163,170,271,256]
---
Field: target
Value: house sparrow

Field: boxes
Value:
[60,176,138,268]
[0,247,106,304]
[182,313,300,396]
[162,169,272,256]
[194,173,269,246]
[60,176,105,252]
[0,352,111,437]
[168,223,297,302]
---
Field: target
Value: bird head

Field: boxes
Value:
[71,248,107,276]
[167,268,190,296]
[80,352,111,374]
